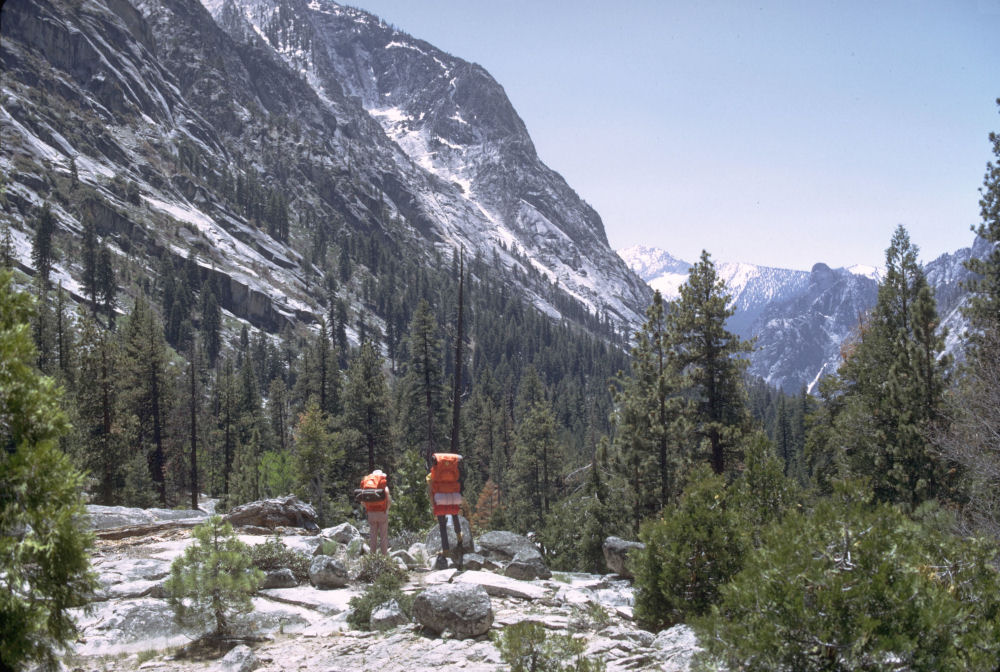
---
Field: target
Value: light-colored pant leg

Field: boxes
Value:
[368,510,388,554]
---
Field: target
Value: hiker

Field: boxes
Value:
[427,452,464,568]
[358,469,390,555]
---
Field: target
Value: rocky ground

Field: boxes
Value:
[59,502,702,672]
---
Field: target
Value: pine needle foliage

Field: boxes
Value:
[346,571,411,630]
[493,621,605,672]
[632,464,745,631]
[695,481,1000,672]
[165,516,264,636]
[0,271,97,672]
[247,536,310,582]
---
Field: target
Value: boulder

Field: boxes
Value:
[602,536,645,578]
[391,549,419,569]
[460,553,488,571]
[504,551,551,581]
[216,644,256,672]
[309,555,348,589]
[224,496,319,531]
[262,568,298,589]
[412,584,493,639]
[370,599,410,631]
[476,530,541,563]
[424,516,473,555]
[324,522,362,545]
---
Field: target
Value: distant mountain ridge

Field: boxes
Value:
[619,240,986,392]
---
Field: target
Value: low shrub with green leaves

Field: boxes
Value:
[247,536,311,582]
[164,516,264,636]
[492,621,604,672]
[632,464,745,631]
[346,572,413,630]
[355,549,407,584]
[694,483,1000,671]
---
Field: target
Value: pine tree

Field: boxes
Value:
[938,104,1000,539]
[964,98,1000,343]
[199,283,221,368]
[837,226,951,507]
[507,398,562,534]
[1,220,14,269]
[0,271,98,670]
[97,244,116,327]
[165,516,263,636]
[400,299,446,465]
[667,251,752,474]
[613,291,687,527]
[32,202,56,289]
[343,341,391,474]
[74,312,127,504]
[81,214,98,311]
[292,399,342,525]
[120,296,172,506]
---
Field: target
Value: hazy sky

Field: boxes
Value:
[348,0,1000,271]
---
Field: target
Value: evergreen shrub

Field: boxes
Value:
[247,536,311,582]
[355,549,407,584]
[346,572,412,630]
[694,482,1000,671]
[632,465,745,631]
[492,621,605,672]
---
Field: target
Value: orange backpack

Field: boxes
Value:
[358,472,388,512]
[430,453,462,494]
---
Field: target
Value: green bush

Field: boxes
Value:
[247,536,311,582]
[492,621,604,672]
[694,483,1000,671]
[346,573,413,630]
[632,464,745,631]
[164,516,264,636]
[355,549,407,584]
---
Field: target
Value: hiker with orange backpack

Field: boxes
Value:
[357,469,391,555]
[427,452,465,569]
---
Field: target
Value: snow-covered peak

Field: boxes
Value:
[847,264,881,280]
[617,244,690,282]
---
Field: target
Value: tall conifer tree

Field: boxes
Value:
[668,251,751,475]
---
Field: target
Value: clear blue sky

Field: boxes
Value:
[348,0,1000,271]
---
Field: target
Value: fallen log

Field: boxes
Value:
[94,518,204,540]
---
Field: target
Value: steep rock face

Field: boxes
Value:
[748,263,878,392]
[207,0,651,325]
[1,0,650,344]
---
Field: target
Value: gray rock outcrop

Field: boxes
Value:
[476,530,542,563]
[262,568,298,589]
[370,599,410,631]
[412,584,493,639]
[225,496,319,531]
[603,536,645,578]
[653,624,704,671]
[504,551,552,580]
[308,556,348,589]
[216,644,256,672]
[324,522,362,545]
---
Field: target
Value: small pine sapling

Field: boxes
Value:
[165,516,263,637]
